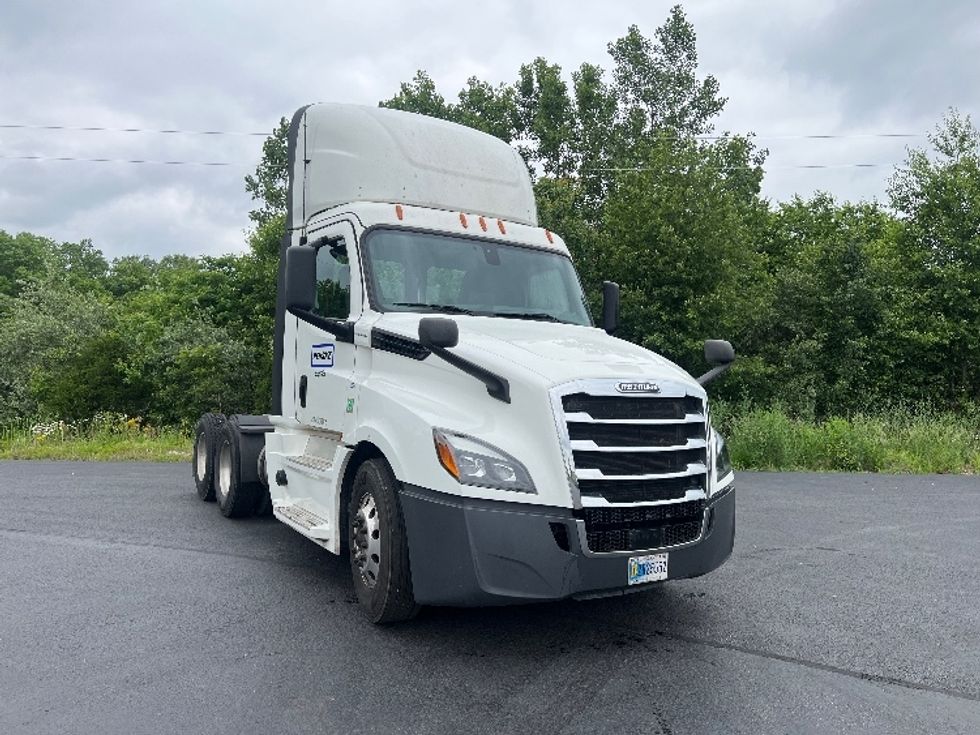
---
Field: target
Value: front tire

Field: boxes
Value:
[192,413,224,501]
[348,459,419,624]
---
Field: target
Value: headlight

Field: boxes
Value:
[712,429,734,496]
[433,429,536,493]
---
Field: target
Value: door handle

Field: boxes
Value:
[299,375,308,408]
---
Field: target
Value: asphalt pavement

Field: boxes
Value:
[1,461,978,734]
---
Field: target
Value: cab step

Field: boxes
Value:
[283,453,334,479]
[274,501,332,540]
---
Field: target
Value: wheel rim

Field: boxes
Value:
[195,433,208,481]
[217,441,232,500]
[352,493,381,588]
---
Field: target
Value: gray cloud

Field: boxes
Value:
[1,0,978,258]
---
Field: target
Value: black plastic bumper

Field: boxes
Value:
[399,484,735,607]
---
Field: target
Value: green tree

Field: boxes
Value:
[888,110,980,405]
[244,117,290,226]
[0,279,111,424]
[765,195,902,415]
[601,136,770,391]
[0,230,55,309]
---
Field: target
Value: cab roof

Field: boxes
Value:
[288,103,537,229]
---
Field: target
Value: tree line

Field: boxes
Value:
[1,6,977,427]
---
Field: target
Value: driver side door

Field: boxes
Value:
[294,221,361,439]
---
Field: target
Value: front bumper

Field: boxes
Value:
[399,484,735,607]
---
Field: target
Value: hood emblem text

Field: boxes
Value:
[616,381,661,394]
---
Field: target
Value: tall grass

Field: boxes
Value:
[714,404,980,473]
[0,414,190,462]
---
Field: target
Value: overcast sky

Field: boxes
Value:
[1,0,977,259]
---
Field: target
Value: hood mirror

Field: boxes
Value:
[418,317,459,349]
[698,339,736,386]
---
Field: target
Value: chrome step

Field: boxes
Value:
[283,453,333,478]
[274,502,331,540]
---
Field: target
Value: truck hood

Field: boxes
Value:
[372,313,702,391]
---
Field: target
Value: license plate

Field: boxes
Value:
[628,553,668,585]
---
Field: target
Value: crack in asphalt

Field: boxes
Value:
[570,609,980,704]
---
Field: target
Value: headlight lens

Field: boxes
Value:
[712,429,734,495]
[433,429,536,493]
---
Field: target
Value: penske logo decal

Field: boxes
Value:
[311,343,335,368]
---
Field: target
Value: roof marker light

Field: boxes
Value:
[545,229,554,244]
[497,219,506,234]
[478,216,487,232]
[459,212,468,228]
[395,204,404,220]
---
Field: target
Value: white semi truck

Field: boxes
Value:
[192,103,736,623]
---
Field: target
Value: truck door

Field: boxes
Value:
[294,221,361,436]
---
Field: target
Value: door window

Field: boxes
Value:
[314,241,351,319]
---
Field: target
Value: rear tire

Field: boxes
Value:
[215,421,262,518]
[192,413,224,501]
[348,459,419,624]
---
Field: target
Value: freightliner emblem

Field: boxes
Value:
[616,381,661,394]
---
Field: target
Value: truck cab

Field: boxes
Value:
[192,103,736,623]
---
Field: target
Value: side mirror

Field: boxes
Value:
[601,281,620,335]
[698,339,736,386]
[285,245,316,311]
[418,317,459,349]
[704,339,735,365]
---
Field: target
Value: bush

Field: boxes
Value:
[724,406,979,473]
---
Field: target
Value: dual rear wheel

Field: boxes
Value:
[192,413,269,516]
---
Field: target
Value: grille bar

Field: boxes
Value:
[573,448,706,475]
[562,393,702,421]
[578,475,705,504]
[568,421,705,447]
[569,438,706,453]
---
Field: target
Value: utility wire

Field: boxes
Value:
[0,122,927,141]
[0,123,269,136]
[3,155,895,170]
[0,154,232,166]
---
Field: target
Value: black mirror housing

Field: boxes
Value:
[698,339,736,386]
[285,245,316,312]
[601,281,620,334]
[418,317,459,349]
[704,339,735,365]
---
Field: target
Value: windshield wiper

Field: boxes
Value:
[490,311,564,323]
[391,302,482,316]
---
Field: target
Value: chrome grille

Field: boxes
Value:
[555,380,710,554]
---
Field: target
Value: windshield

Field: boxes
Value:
[362,229,592,326]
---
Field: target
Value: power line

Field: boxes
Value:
[586,162,891,173]
[0,154,232,166]
[0,122,927,141]
[0,123,269,137]
[694,133,924,141]
[4,154,898,170]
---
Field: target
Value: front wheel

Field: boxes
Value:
[348,459,419,624]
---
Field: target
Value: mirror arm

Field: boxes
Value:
[697,363,732,387]
[428,345,511,403]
